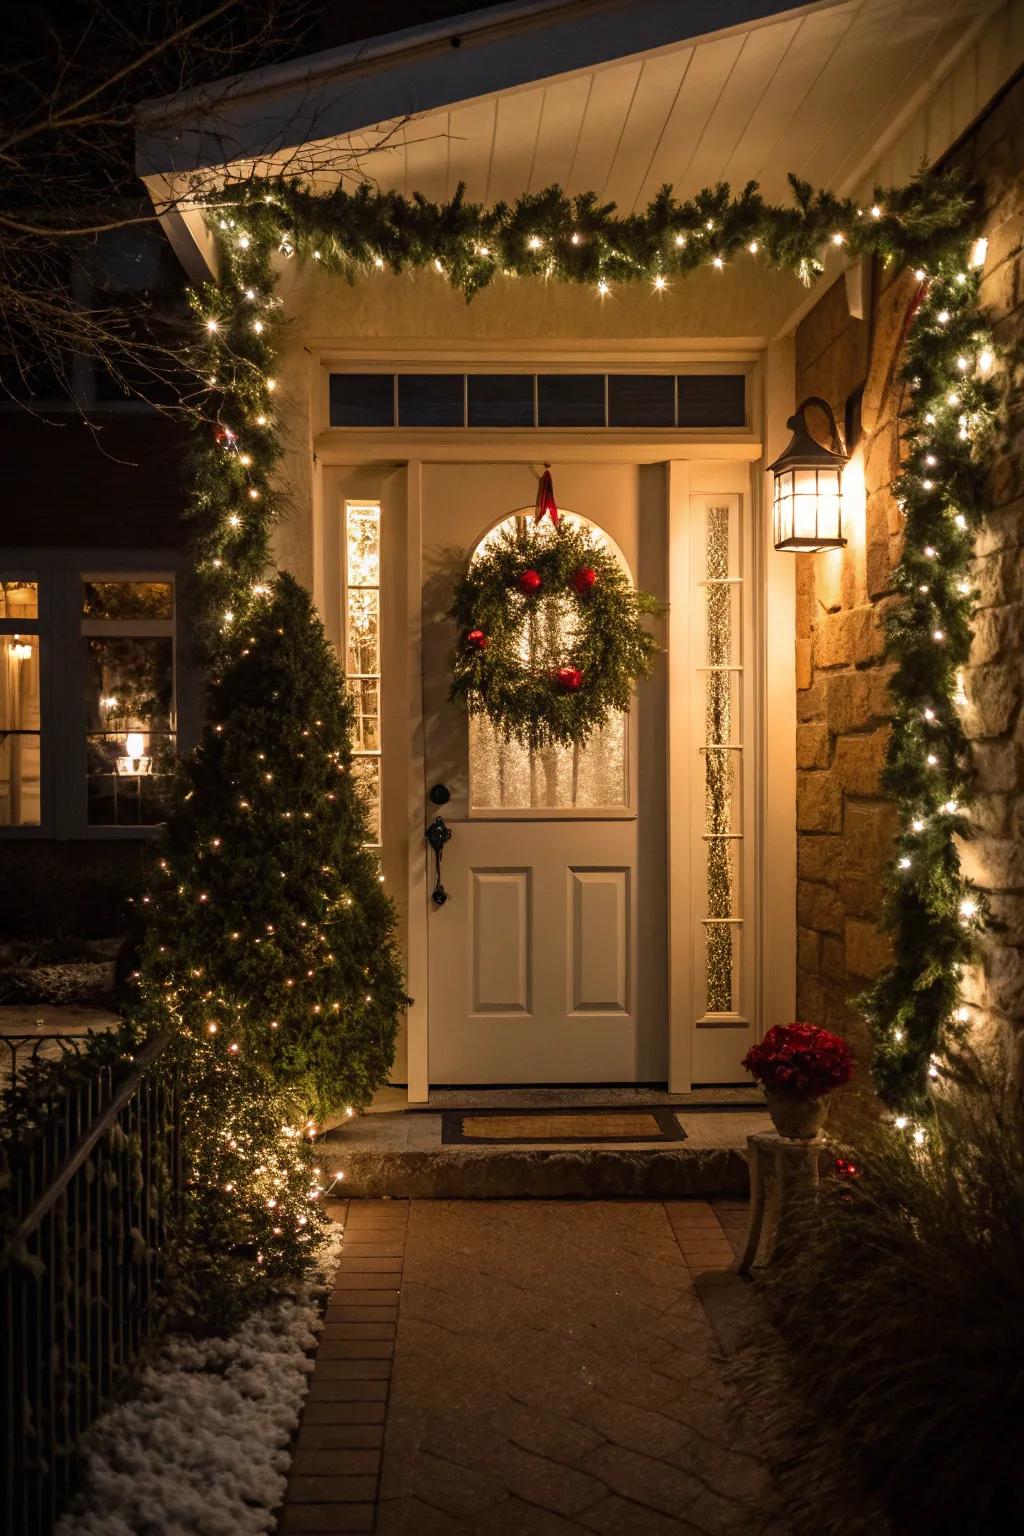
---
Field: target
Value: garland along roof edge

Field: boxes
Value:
[190,168,994,1133]
[202,169,980,297]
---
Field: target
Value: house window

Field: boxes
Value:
[344,503,382,845]
[0,580,42,827]
[0,562,182,836]
[81,578,176,826]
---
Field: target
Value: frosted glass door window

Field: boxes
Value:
[468,513,628,811]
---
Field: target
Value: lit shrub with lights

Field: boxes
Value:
[136,571,405,1117]
[131,572,405,1316]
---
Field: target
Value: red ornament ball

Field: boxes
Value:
[466,628,488,651]
[517,568,542,595]
[555,666,583,692]
[571,566,597,595]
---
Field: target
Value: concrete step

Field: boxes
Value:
[321,1104,770,1199]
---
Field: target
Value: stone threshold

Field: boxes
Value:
[320,1105,770,1198]
[356,1084,763,1114]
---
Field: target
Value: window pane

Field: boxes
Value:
[1,580,38,621]
[398,374,464,427]
[82,580,173,620]
[352,756,381,843]
[608,375,674,428]
[468,374,534,427]
[346,589,379,676]
[84,635,174,826]
[1,634,41,826]
[330,373,394,427]
[347,677,380,752]
[346,504,380,587]
[677,375,746,428]
[537,375,605,427]
[470,713,626,809]
[469,511,628,810]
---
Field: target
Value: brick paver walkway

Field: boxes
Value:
[281,1200,780,1536]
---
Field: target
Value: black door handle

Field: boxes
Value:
[425,816,452,906]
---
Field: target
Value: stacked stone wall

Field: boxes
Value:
[795,73,1024,1070]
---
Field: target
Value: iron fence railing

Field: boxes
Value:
[0,1034,179,1535]
[0,1032,95,1097]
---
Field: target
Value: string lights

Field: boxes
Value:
[861,234,997,1141]
[153,165,992,1299]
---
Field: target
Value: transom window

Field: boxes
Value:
[329,372,746,431]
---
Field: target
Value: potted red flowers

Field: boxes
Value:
[742,1022,854,1140]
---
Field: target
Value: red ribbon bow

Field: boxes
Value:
[534,468,559,526]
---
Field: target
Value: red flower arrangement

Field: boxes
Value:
[742,1022,853,1101]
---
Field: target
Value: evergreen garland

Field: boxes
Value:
[184,167,992,1159]
[448,519,662,750]
[861,248,998,1121]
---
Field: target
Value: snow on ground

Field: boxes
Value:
[56,1226,345,1536]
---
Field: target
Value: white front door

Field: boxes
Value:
[421,462,667,1085]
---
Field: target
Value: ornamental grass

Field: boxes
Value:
[744,1050,1024,1535]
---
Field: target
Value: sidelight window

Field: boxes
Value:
[695,499,746,1017]
[344,501,383,845]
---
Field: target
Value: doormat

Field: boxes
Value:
[442,1106,688,1145]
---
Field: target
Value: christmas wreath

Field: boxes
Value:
[449,511,663,750]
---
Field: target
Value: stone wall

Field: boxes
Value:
[794,73,1024,1071]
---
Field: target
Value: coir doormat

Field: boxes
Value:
[442,1106,688,1145]
[441,1101,767,1146]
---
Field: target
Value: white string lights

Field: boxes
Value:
[171,174,992,1243]
[860,232,997,1144]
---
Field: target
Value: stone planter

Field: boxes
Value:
[763,1088,830,1141]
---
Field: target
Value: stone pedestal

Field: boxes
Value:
[736,1129,827,1274]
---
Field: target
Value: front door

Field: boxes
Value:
[421,462,667,1085]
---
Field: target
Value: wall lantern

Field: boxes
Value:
[768,396,848,552]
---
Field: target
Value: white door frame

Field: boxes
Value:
[315,413,795,1102]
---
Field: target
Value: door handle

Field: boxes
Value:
[425,816,452,906]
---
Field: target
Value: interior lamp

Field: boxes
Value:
[118,731,152,776]
[769,396,848,552]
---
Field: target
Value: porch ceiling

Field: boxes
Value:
[139,0,1010,303]
[316,0,1000,210]
[141,0,1003,198]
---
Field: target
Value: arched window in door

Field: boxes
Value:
[468,510,630,812]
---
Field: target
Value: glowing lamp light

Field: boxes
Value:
[8,639,33,661]
[769,396,848,552]
[118,730,152,777]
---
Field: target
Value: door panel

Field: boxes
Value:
[422,462,666,1084]
[569,868,629,1015]
[471,869,531,1013]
